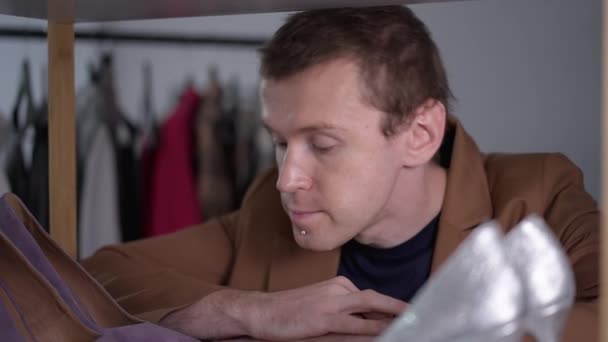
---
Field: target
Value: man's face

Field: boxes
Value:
[261,59,407,251]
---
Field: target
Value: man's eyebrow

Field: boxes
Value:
[262,122,275,134]
[296,123,343,134]
[262,122,343,135]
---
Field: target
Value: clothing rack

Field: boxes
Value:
[0,27,266,47]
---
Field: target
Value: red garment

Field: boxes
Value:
[145,88,202,237]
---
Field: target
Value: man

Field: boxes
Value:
[82,6,599,341]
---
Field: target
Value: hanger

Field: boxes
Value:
[203,65,222,104]
[207,65,220,87]
[96,53,126,127]
[11,58,38,132]
[142,61,154,122]
[37,64,49,124]
[99,53,118,121]
[97,52,137,146]
[223,76,241,114]
[88,62,101,85]
[141,61,159,146]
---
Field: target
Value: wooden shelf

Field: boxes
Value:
[0,0,466,23]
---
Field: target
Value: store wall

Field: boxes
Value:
[0,0,601,200]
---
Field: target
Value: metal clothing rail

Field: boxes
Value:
[0,27,266,47]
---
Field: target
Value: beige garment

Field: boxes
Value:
[195,82,234,220]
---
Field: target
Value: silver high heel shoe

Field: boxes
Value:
[503,215,576,342]
[377,221,525,342]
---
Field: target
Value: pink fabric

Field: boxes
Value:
[145,88,202,237]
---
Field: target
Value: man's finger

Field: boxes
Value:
[301,334,376,342]
[329,314,389,336]
[361,312,395,320]
[332,276,359,293]
[338,290,407,315]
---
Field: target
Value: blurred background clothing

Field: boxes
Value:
[0,52,274,259]
[0,0,600,258]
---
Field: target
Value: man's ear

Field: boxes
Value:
[398,99,446,167]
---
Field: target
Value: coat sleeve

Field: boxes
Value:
[80,212,238,323]
[541,153,599,341]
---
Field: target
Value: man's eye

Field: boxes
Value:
[310,136,337,153]
[272,138,287,149]
[311,144,333,153]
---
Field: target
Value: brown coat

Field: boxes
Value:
[82,118,599,341]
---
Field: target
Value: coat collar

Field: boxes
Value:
[263,116,493,291]
[430,116,493,271]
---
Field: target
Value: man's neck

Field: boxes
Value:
[355,163,447,249]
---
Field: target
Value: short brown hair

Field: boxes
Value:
[260,6,453,135]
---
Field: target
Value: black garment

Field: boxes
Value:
[111,122,139,242]
[213,111,238,210]
[337,215,440,302]
[6,120,49,231]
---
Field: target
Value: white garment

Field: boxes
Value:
[79,126,121,259]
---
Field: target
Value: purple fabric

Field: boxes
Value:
[0,196,98,330]
[0,195,199,342]
[97,322,199,342]
[0,281,28,342]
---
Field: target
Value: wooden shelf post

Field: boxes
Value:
[48,22,77,258]
[602,0,608,339]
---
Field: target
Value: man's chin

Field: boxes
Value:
[292,229,341,252]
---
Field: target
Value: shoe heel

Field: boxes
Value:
[525,306,570,342]
[450,321,523,342]
[503,215,575,342]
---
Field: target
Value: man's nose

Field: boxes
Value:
[276,149,312,193]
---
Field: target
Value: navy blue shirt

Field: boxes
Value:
[337,216,440,302]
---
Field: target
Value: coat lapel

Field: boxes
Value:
[431,116,493,272]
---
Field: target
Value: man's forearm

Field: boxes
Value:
[160,289,258,340]
[159,277,406,341]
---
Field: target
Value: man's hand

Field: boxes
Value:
[220,334,376,342]
[242,276,405,340]
[160,276,406,341]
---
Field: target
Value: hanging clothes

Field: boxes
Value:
[144,87,202,237]
[0,170,9,197]
[76,71,122,257]
[231,82,263,202]
[77,54,140,253]
[111,122,139,242]
[6,60,50,231]
[134,61,158,159]
[5,115,49,231]
[135,62,159,238]
[79,125,121,258]
[195,73,236,220]
[0,115,13,196]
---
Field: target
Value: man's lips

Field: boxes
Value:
[289,208,320,215]
[288,208,322,221]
